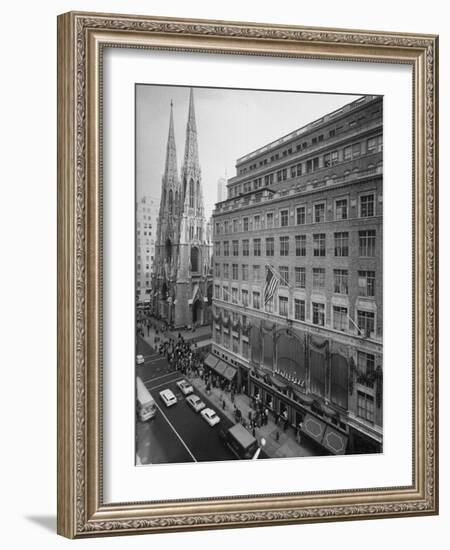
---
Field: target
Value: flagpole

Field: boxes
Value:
[221,285,234,300]
[347,311,361,333]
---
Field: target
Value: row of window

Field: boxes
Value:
[136,280,151,287]
[214,229,376,259]
[136,221,153,229]
[215,193,377,235]
[232,135,382,194]
[237,110,381,173]
[215,291,376,336]
[215,267,375,296]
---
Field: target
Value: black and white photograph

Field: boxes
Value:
[135,84,383,465]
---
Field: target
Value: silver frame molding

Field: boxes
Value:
[57,11,439,538]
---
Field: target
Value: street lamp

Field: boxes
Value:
[252,437,266,460]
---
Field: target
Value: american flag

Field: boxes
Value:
[263,264,280,305]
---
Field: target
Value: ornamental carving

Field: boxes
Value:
[65,13,437,535]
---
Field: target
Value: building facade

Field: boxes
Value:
[211,95,383,455]
[152,89,213,328]
[136,195,159,303]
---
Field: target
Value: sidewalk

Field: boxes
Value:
[188,375,316,459]
[139,321,212,349]
[167,325,212,344]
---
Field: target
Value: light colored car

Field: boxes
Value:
[201,407,220,427]
[176,379,194,396]
[159,389,177,407]
[186,394,206,413]
[136,354,145,365]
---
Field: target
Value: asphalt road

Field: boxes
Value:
[136,336,237,465]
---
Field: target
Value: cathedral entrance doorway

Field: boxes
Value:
[192,299,202,325]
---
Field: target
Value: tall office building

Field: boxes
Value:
[136,195,158,303]
[209,95,383,455]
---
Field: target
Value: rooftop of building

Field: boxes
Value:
[235,95,381,168]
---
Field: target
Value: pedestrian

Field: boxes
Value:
[222,399,226,410]
[275,430,280,442]
[296,426,302,445]
[296,422,303,444]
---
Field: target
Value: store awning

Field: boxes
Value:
[223,365,237,381]
[205,356,237,380]
[204,353,219,369]
[214,360,228,376]
[301,413,327,444]
[252,367,264,378]
[321,426,348,455]
[292,389,315,407]
[269,375,288,391]
[322,403,337,417]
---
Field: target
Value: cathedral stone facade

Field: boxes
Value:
[152,89,213,328]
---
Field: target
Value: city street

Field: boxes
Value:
[136,336,237,464]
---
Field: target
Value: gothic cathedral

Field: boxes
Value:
[152,89,213,328]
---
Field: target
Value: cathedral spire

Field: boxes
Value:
[163,100,178,185]
[182,88,200,175]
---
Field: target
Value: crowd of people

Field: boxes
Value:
[157,335,203,376]
[136,311,171,339]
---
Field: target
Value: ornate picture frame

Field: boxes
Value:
[57,11,438,538]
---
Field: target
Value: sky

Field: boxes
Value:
[136,85,362,218]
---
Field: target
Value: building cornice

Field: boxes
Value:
[235,95,382,168]
[213,168,382,218]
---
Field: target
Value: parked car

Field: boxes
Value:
[186,394,206,413]
[136,354,145,365]
[201,407,220,427]
[159,389,177,407]
[176,379,194,396]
